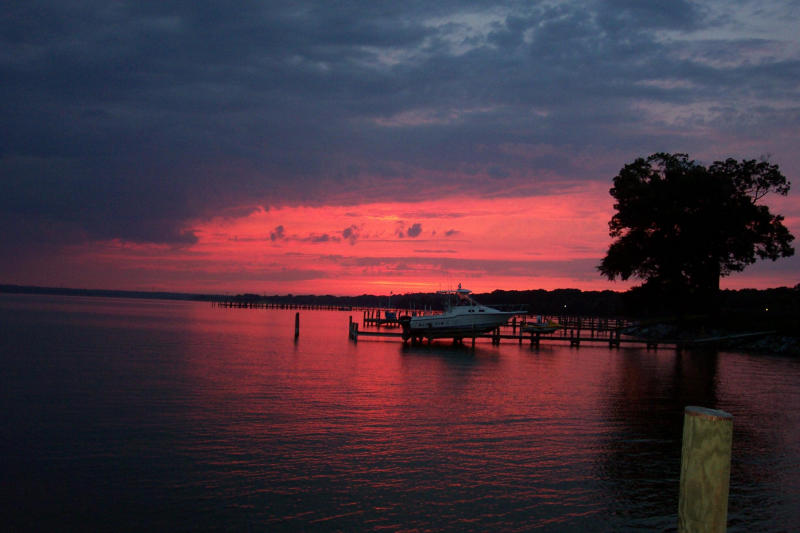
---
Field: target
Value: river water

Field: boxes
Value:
[1,294,798,531]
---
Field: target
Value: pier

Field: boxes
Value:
[213,301,774,350]
[349,314,635,347]
[362,308,402,327]
[212,298,355,311]
[348,314,774,350]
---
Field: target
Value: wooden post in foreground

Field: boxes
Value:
[678,406,733,533]
[294,312,300,339]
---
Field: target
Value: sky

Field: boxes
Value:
[2,0,799,296]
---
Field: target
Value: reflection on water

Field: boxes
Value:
[1,295,799,531]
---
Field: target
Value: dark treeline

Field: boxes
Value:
[714,286,799,335]
[224,289,626,315]
[0,284,214,302]
[246,286,799,318]
[476,289,623,316]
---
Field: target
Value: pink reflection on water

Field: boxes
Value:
[6,296,794,530]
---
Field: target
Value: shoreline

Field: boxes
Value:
[625,322,799,357]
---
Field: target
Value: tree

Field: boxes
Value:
[599,153,794,314]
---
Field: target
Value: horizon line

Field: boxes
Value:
[2,282,797,302]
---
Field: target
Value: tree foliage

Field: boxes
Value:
[599,153,794,311]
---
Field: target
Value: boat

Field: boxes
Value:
[520,316,561,334]
[399,285,524,342]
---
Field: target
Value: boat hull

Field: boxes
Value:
[401,312,518,340]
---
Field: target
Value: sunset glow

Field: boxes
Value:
[10,179,793,295]
[57,185,628,295]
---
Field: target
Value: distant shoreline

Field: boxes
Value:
[1,283,624,304]
[0,284,628,316]
[0,284,215,302]
[3,283,797,318]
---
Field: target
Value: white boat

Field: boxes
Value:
[399,285,524,342]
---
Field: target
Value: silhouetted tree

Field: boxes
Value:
[599,153,794,314]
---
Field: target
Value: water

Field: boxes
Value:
[1,294,798,531]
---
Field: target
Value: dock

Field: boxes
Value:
[362,308,405,327]
[349,315,633,347]
[350,324,630,348]
[212,301,774,350]
[212,299,355,311]
[348,315,774,350]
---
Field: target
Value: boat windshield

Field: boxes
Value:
[454,291,478,307]
[438,285,483,309]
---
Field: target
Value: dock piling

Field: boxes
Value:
[294,312,300,339]
[678,406,733,533]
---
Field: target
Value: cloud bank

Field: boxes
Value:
[2,0,798,291]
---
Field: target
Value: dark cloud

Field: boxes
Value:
[488,166,510,179]
[300,233,344,244]
[342,225,360,245]
[270,225,286,242]
[414,249,458,254]
[309,234,332,243]
[1,0,798,251]
[407,223,423,238]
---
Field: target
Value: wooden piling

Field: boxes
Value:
[569,329,580,347]
[609,328,621,348]
[294,312,300,339]
[678,406,733,533]
[348,319,360,341]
